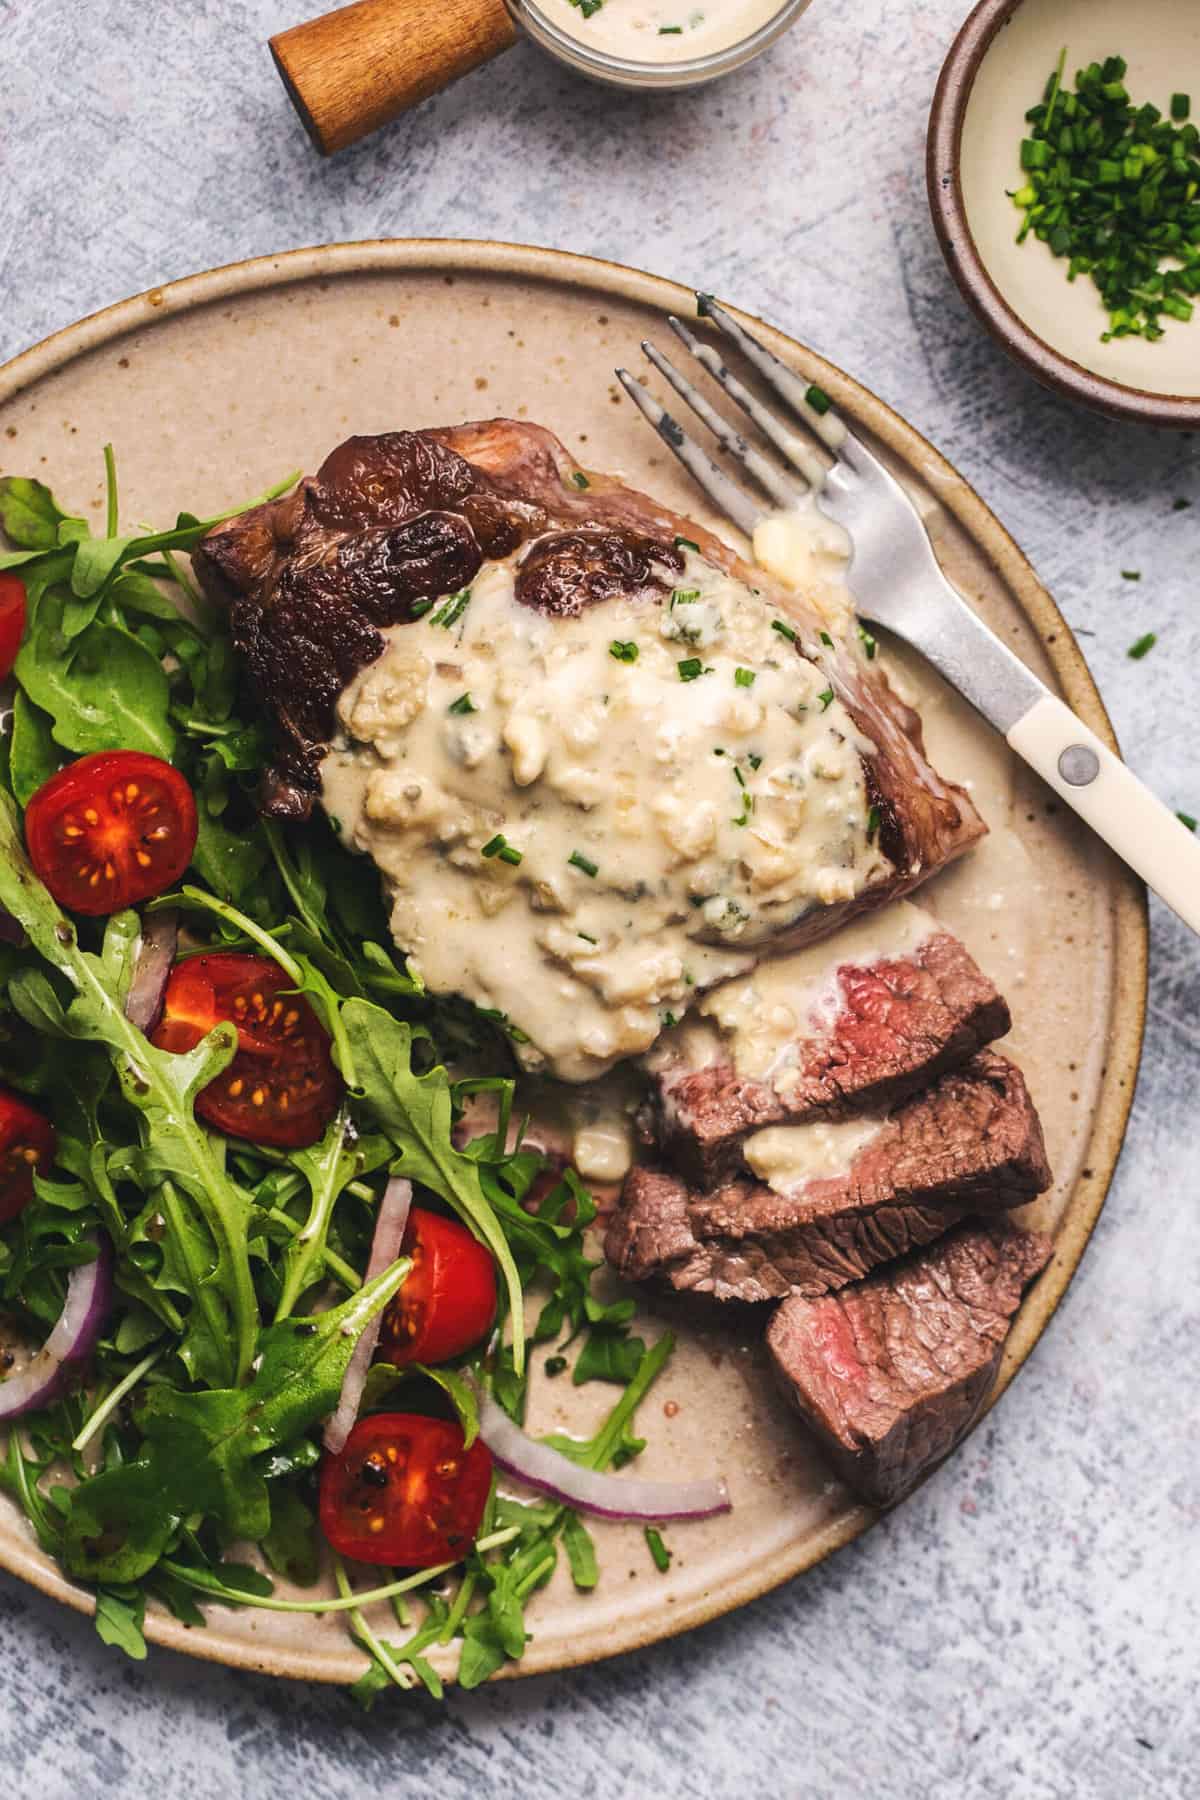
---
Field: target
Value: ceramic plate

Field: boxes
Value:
[0,240,1146,1683]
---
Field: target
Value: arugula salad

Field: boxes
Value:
[0,453,727,1699]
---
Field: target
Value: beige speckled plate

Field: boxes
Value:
[0,240,1146,1685]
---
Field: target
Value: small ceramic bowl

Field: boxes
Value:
[927,0,1200,427]
[505,0,812,92]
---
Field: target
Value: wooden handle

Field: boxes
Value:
[270,0,518,155]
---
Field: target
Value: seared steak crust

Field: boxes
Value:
[655,931,1011,1187]
[765,1221,1053,1505]
[605,1051,1051,1303]
[193,420,987,913]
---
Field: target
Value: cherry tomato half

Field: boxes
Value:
[319,1412,493,1567]
[377,1207,497,1368]
[0,575,27,682]
[151,952,342,1149]
[0,1086,56,1224]
[24,751,198,917]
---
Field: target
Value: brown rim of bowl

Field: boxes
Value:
[926,0,1200,429]
[0,238,1149,1684]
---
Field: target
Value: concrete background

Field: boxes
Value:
[1,0,1196,1794]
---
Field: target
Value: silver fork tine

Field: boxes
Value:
[641,338,805,511]
[699,295,865,473]
[614,368,763,537]
[666,317,824,492]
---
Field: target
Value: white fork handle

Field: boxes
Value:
[1007,693,1200,931]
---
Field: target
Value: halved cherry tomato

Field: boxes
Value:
[0,1086,56,1224]
[377,1207,497,1368]
[24,751,198,917]
[0,575,27,681]
[319,1412,492,1567]
[150,952,342,1149]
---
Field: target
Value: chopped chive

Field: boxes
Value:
[819,629,834,647]
[645,1527,672,1572]
[482,833,522,866]
[409,596,435,618]
[609,639,639,662]
[1172,497,1192,510]
[447,692,477,715]
[734,666,756,687]
[658,23,682,32]
[858,624,877,659]
[866,804,881,840]
[569,850,598,877]
[733,766,746,787]
[1177,811,1197,831]
[747,753,762,770]
[674,535,700,552]
[1121,569,1142,581]
[660,1010,678,1027]
[577,930,597,944]
[429,588,471,629]
[1127,632,1157,659]
[1172,94,1191,122]
[672,588,701,605]
[771,619,797,643]
[572,471,590,489]
[677,657,710,681]
[805,383,832,416]
[817,687,835,710]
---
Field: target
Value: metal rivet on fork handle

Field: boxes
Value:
[1058,745,1100,787]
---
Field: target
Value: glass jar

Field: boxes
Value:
[504,0,813,92]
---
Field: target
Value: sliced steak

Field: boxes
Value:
[765,1220,1053,1505]
[605,1051,1051,1303]
[652,925,1010,1187]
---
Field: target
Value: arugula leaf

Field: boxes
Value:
[274,1107,389,1321]
[343,999,526,1377]
[262,1485,320,1587]
[94,1585,148,1660]
[62,1257,409,1582]
[0,792,256,1386]
[572,1328,647,1387]
[562,1513,598,1590]
[15,586,175,760]
[0,476,67,551]
[8,689,60,805]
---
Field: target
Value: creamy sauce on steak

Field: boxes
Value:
[742,1113,882,1192]
[672,899,937,1092]
[321,543,887,1081]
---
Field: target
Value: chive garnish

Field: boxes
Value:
[482,833,522,866]
[677,657,709,681]
[819,629,834,647]
[771,619,797,643]
[1172,497,1192,511]
[1012,51,1200,343]
[858,624,877,659]
[1121,569,1142,581]
[1127,632,1157,659]
[572,471,590,489]
[609,639,639,662]
[658,24,683,32]
[674,535,700,552]
[1178,811,1197,831]
[409,596,435,618]
[645,1527,672,1572]
[817,687,835,710]
[866,804,881,839]
[447,693,476,714]
[734,667,756,687]
[805,383,832,416]
[577,931,597,944]
[747,753,762,770]
[569,850,598,877]
[672,588,701,605]
[429,588,471,629]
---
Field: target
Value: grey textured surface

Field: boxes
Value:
[1,0,1197,1795]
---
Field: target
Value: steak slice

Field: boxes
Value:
[605,1051,1051,1303]
[651,922,1011,1187]
[765,1220,1053,1505]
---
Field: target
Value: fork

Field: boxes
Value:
[616,297,1200,936]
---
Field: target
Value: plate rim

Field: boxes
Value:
[0,236,1148,1685]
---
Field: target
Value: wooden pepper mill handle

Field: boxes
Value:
[270,0,519,155]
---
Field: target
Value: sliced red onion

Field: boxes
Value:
[124,909,178,1033]
[323,1176,413,1456]
[477,1390,731,1523]
[0,1235,113,1421]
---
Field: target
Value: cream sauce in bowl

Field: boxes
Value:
[533,0,787,63]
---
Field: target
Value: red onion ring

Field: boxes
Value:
[323,1176,413,1455]
[124,909,178,1033]
[477,1390,731,1523]
[0,1235,114,1421]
